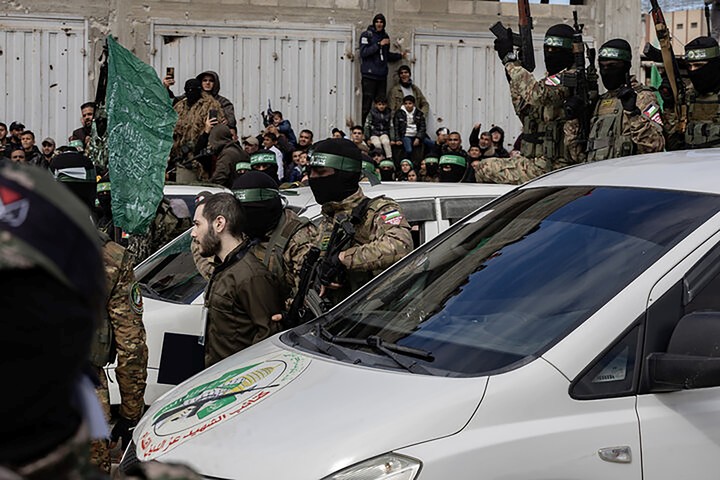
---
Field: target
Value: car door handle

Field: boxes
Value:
[598,446,632,464]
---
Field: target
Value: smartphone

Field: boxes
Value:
[209,109,218,121]
[166,67,174,79]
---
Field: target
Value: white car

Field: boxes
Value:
[108,182,513,406]
[123,149,720,479]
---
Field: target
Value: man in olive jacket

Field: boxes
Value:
[192,193,282,367]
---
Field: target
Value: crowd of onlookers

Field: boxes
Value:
[2,13,517,186]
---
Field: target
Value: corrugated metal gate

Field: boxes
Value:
[413,30,547,149]
[151,22,355,138]
[0,15,88,144]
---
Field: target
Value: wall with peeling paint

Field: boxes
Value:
[0,0,641,144]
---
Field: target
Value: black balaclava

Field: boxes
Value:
[184,78,203,106]
[438,155,468,183]
[544,24,575,75]
[308,138,363,205]
[424,157,439,177]
[686,36,720,94]
[231,171,283,239]
[49,152,97,209]
[598,39,632,91]
[250,149,279,186]
[398,66,412,88]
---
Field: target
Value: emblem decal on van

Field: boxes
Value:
[137,351,311,460]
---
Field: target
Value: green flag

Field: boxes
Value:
[106,35,177,235]
[650,63,664,110]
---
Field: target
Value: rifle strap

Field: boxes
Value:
[350,196,380,225]
[262,210,311,276]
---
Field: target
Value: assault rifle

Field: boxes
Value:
[490,0,536,72]
[560,11,598,146]
[284,214,358,328]
[649,0,687,130]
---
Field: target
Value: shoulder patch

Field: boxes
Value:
[544,74,562,87]
[130,282,144,315]
[380,209,404,225]
[642,103,663,125]
[360,36,369,45]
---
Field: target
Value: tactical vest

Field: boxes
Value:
[520,104,566,161]
[253,209,310,288]
[90,233,115,368]
[586,85,651,162]
[685,90,720,149]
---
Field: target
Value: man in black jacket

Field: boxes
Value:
[359,13,405,123]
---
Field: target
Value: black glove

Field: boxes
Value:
[493,30,514,63]
[110,415,137,450]
[658,77,675,110]
[617,85,639,115]
[317,252,346,287]
[564,96,585,120]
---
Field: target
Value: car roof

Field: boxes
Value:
[525,149,720,195]
[281,182,515,213]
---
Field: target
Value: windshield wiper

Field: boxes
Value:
[286,326,353,362]
[325,333,434,374]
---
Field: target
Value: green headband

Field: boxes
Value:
[379,160,395,169]
[53,166,96,183]
[235,161,252,171]
[362,160,377,172]
[598,47,632,62]
[439,155,467,168]
[250,153,277,165]
[233,188,280,203]
[400,159,412,166]
[308,152,362,172]
[97,182,111,193]
[424,157,439,164]
[544,36,573,49]
[686,46,720,62]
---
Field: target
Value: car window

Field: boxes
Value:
[441,197,494,225]
[398,200,435,248]
[135,230,206,304]
[313,186,720,376]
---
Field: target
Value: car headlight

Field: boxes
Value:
[322,453,422,480]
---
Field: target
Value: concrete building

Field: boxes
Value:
[0,0,641,148]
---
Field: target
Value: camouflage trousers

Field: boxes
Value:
[474,155,555,185]
[89,367,111,474]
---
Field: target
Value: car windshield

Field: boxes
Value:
[135,229,205,304]
[301,186,720,376]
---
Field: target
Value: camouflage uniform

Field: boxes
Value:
[90,238,148,473]
[565,77,664,162]
[127,197,192,266]
[315,187,413,304]
[475,62,572,185]
[171,92,224,182]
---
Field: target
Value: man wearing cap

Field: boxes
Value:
[8,121,24,151]
[307,138,412,306]
[193,192,282,367]
[208,124,249,188]
[243,135,260,155]
[41,137,56,164]
[663,36,720,150]
[477,24,577,184]
[564,39,664,162]
[50,151,148,473]
[250,149,281,186]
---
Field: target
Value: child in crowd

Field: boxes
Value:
[363,96,393,159]
[393,95,426,161]
[272,111,297,147]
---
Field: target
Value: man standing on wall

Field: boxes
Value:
[359,13,406,123]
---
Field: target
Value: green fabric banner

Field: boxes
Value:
[106,35,177,234]
[650,64,664,111]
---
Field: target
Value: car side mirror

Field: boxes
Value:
[647,311,720,392]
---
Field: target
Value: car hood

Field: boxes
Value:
[133,337,487,479]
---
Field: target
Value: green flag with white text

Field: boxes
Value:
[106,35,177,235]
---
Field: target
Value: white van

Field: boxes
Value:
[122,150,720,479]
